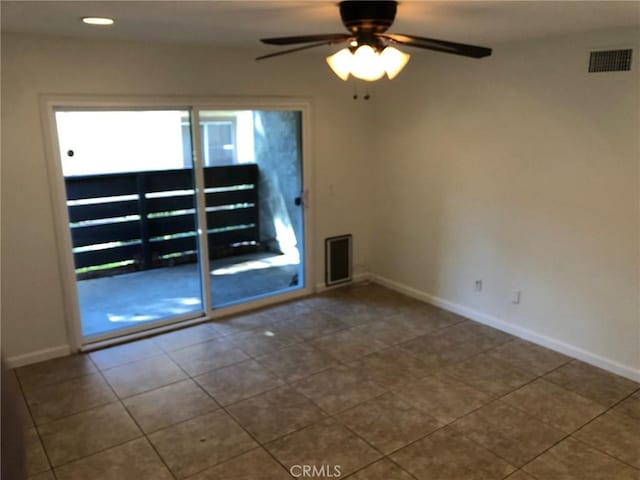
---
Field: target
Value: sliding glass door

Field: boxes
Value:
[52,103,309,344]
[56,109,204,338]
[199,109,305,307]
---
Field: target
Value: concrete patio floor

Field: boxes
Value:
[77,252,300,337]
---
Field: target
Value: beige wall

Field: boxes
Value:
[3,28,639,380]
[370,27,640,379]
[1,33,374,362]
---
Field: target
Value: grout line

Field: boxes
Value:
[567,435,640,472]
[191,378,298,477]
[119,385,222,434]
[338,455,423,480]
[561,387,640,471]
[381,457,422,480]
[17,370,98,397]
[35,374,146,472]
[31,398,119,429]
[19,369,122,427]
[458,361,640,474]
[96,362,179,478]
[91,351,167,372]
[75,360,176,478]
[124,411,179,479]
[47,437,147,473]
[15,375,58,479]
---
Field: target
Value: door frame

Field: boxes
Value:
[40,95,314,352]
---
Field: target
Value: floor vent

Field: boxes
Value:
[325,234,352,286]
[588,49,633,72]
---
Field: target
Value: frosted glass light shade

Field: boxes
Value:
[326,48,353,81]
[351,45,386,81]
[380,46,410,79]
[326,44,411,81]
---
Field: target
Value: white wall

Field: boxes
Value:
[0,33,374,362]
[370,27,640,379]
[3,28,640,380]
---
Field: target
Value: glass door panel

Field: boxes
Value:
[55,110,204,338]
[199,110,305,307]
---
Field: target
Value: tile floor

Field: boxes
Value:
[12,283,640,479]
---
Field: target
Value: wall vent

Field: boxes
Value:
[588,49,632,73]
[325,234,352,286]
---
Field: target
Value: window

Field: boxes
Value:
[201,118,237,166]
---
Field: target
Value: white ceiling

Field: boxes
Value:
[1,1,639,50]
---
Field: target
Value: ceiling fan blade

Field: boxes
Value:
[261,34,352,45]
[381,33,492,58]
[256,41,335,61]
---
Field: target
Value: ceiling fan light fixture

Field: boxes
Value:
[259,0,493,78]
[326,44,410,82]
[380,46,410,79]
[326,48,353,81]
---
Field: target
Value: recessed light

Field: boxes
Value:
[81,17,114,26]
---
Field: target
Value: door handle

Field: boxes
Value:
[294,190,309,208]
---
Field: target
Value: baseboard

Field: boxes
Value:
[371,274,640,383]
[6,345,71,369]
[315,273,372,293]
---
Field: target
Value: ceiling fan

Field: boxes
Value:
[256,0,492,81]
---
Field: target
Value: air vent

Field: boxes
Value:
[588,49,632,73]
[325,234,352,286]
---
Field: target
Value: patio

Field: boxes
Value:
[77,252,300,337]
[65,163,304,337]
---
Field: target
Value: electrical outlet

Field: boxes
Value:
[512,290,521,304]
[475,280,483,292]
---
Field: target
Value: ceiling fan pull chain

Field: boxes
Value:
[353,84,358,100]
